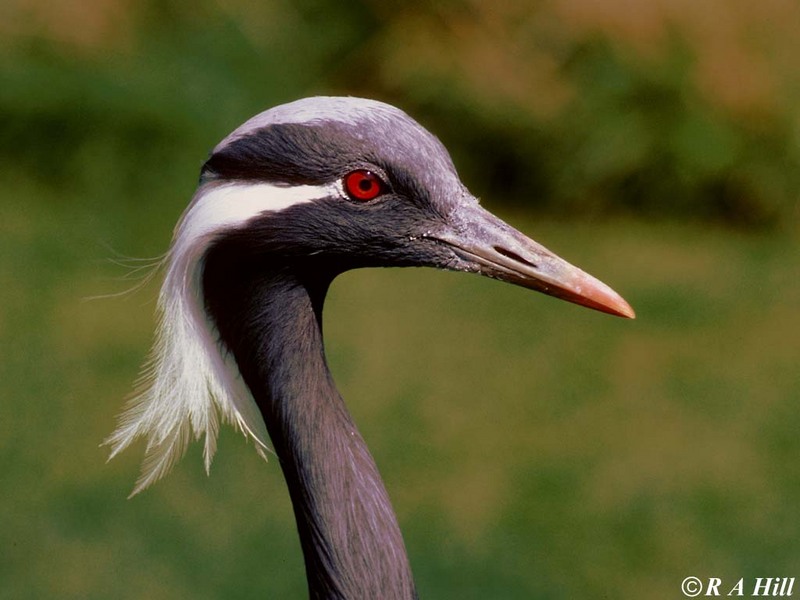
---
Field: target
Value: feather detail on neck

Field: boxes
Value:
[105,181,337,496]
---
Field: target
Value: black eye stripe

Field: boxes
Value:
[203,123,367,185]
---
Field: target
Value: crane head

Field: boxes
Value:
[200,96,634,318]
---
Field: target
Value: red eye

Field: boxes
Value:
[344,170,385,202]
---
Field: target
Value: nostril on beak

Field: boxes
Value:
[492,245,537,269]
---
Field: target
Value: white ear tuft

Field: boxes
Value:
[105,181,336,496]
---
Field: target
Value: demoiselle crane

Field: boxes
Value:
[107,96,634,599]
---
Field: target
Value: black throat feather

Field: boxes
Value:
[202,237,417,600]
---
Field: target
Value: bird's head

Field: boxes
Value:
[196,96,634,318]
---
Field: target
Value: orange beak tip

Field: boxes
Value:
[614,301,636,320]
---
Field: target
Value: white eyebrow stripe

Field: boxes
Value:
[180,181,341,241]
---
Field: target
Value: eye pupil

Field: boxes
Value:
[344,170,385,201]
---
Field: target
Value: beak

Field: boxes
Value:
[433,204,635,319]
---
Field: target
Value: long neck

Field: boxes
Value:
[203,259,417,600]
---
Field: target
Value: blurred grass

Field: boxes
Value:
[2,1,800,597]
[2,182,799,597]
[3,1,800,231]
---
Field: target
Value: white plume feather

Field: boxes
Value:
[106,181,338,496]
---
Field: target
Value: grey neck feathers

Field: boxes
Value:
[202,255,417,600]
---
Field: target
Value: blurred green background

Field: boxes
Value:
[2,1,799,598]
